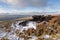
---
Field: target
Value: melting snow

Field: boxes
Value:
[19,37,24,40]
[28,36,37,40]
[15,21,36,32]
[7,33,19,40]
[0,28,7,38]
[0,21,37,40]
[44,34,50,39]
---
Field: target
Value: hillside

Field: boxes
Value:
[0,15,60,40]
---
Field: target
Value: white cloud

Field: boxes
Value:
[0,8,7,13]
[0,8,38,14]
[0,8,18,13]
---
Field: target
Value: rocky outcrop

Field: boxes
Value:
[32,15,55,22]
[24,15,60,36]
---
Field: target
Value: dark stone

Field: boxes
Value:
[19,21,29,26]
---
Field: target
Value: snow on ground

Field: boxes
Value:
[44,34,50,39]
[10,21,37,40]
[0,28,7,38]
[15,21,36,32]
[0,21,37,40]
[28,36,37,40]
[19,37,24,40]
[7,33,19,40]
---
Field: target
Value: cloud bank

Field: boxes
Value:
[0,0,47,7]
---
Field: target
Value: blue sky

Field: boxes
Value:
[0,0,60,13]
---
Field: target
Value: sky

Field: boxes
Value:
[0,0,60,13]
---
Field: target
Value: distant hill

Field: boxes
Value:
[0,15,32,21]
[0,12,60,21]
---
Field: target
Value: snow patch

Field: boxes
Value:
[15,21,36,32]
[28,36,37,40]
[44,34,50,39]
